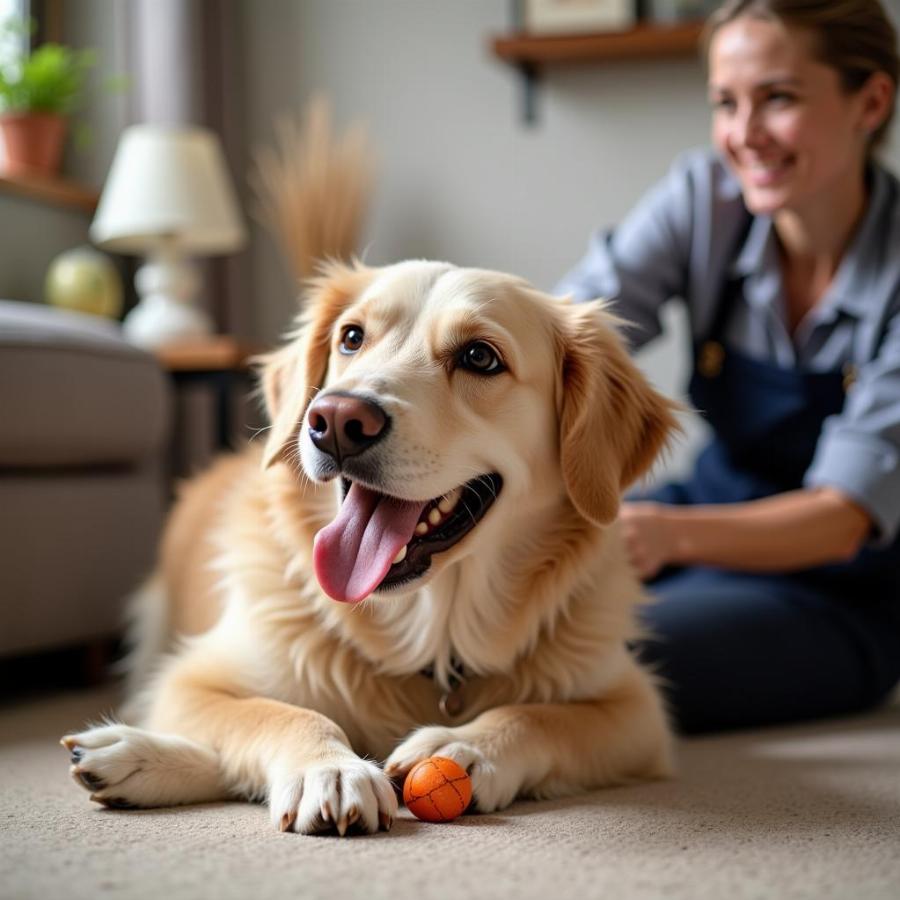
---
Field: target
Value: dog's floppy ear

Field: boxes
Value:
[259,261,375,469]
[557,301,680,525]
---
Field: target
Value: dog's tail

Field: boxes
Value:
[113,572,171,723]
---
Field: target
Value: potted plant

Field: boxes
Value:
[0,18,95,177]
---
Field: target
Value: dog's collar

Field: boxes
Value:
[420,656,468,718]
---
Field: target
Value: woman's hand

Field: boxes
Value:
[618,501,678,581]
[618,488,870,579]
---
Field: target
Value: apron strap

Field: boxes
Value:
[696,211,755,378]
[697,275,746,378]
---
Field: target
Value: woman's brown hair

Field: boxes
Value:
[703,0,899,151]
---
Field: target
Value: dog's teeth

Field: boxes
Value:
[438,488,461,515]
[415,522,429,536]
[393,546,408,565]
[428,508,442,526]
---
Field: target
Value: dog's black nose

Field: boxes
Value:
[307,393,389,462]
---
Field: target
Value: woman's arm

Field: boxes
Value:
[623,283,900,582]
[619,487,872,581]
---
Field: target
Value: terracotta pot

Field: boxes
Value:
[0,112,68,177]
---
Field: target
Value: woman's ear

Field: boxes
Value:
[259,261,375,470]
[859,70,895,139]
[557,301,681,525]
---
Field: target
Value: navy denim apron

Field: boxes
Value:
[638,278,900,732]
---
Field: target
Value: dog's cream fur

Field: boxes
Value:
[64,260,678,836]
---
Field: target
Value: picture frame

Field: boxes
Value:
[523,0,637,35]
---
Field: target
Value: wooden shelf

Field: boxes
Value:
[0,171,100,215]
[491,21,704,67]
[490,21,705,124]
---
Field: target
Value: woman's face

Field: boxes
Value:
[708,16,874,217]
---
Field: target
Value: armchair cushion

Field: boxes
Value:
[0,300,171,657]
[0,300,169,468]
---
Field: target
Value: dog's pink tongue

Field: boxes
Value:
[313,482,426,604]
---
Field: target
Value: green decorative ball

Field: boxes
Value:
[45,246,124,319]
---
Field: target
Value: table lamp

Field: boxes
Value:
[90,124,247,348]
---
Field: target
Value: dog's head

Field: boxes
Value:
[261,260,677,604]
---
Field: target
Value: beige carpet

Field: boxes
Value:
[1,687,899,900]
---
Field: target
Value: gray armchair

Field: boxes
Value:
[0,300,171,658]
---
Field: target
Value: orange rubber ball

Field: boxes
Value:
[403,756,473,822]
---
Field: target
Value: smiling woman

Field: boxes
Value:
[708,20,885,214]
[557,0,900,734]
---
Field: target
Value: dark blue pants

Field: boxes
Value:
[635,567,900,734]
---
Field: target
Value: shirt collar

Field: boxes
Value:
[731,213,772,280]
[729,215,783,316]
[820,163,892,319]
[728,163,894,320]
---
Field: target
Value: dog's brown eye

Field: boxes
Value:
[460,341,504,375]
[339,326,365,355]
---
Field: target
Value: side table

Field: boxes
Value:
[153,336,267,476]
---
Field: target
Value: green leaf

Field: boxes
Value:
[0,18,97,114]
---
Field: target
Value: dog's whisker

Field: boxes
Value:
[247,424,273,440]
[461,477,497,505]
[459,498,479,529]
[474,474,499,501]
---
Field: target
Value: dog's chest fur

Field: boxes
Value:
[192,449,640,759]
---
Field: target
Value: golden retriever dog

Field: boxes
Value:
[63,260,678,836]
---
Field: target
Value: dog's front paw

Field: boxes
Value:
[270,757,397,836]
[384,726,519,814]
[62,723,223,809]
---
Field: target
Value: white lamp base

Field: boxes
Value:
[123,253,212,349]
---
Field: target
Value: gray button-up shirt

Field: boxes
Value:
[556,147,900,546]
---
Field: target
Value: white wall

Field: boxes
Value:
[238,0,900,317]
[238,0,712,338]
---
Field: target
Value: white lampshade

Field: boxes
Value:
[90,124,247,255]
